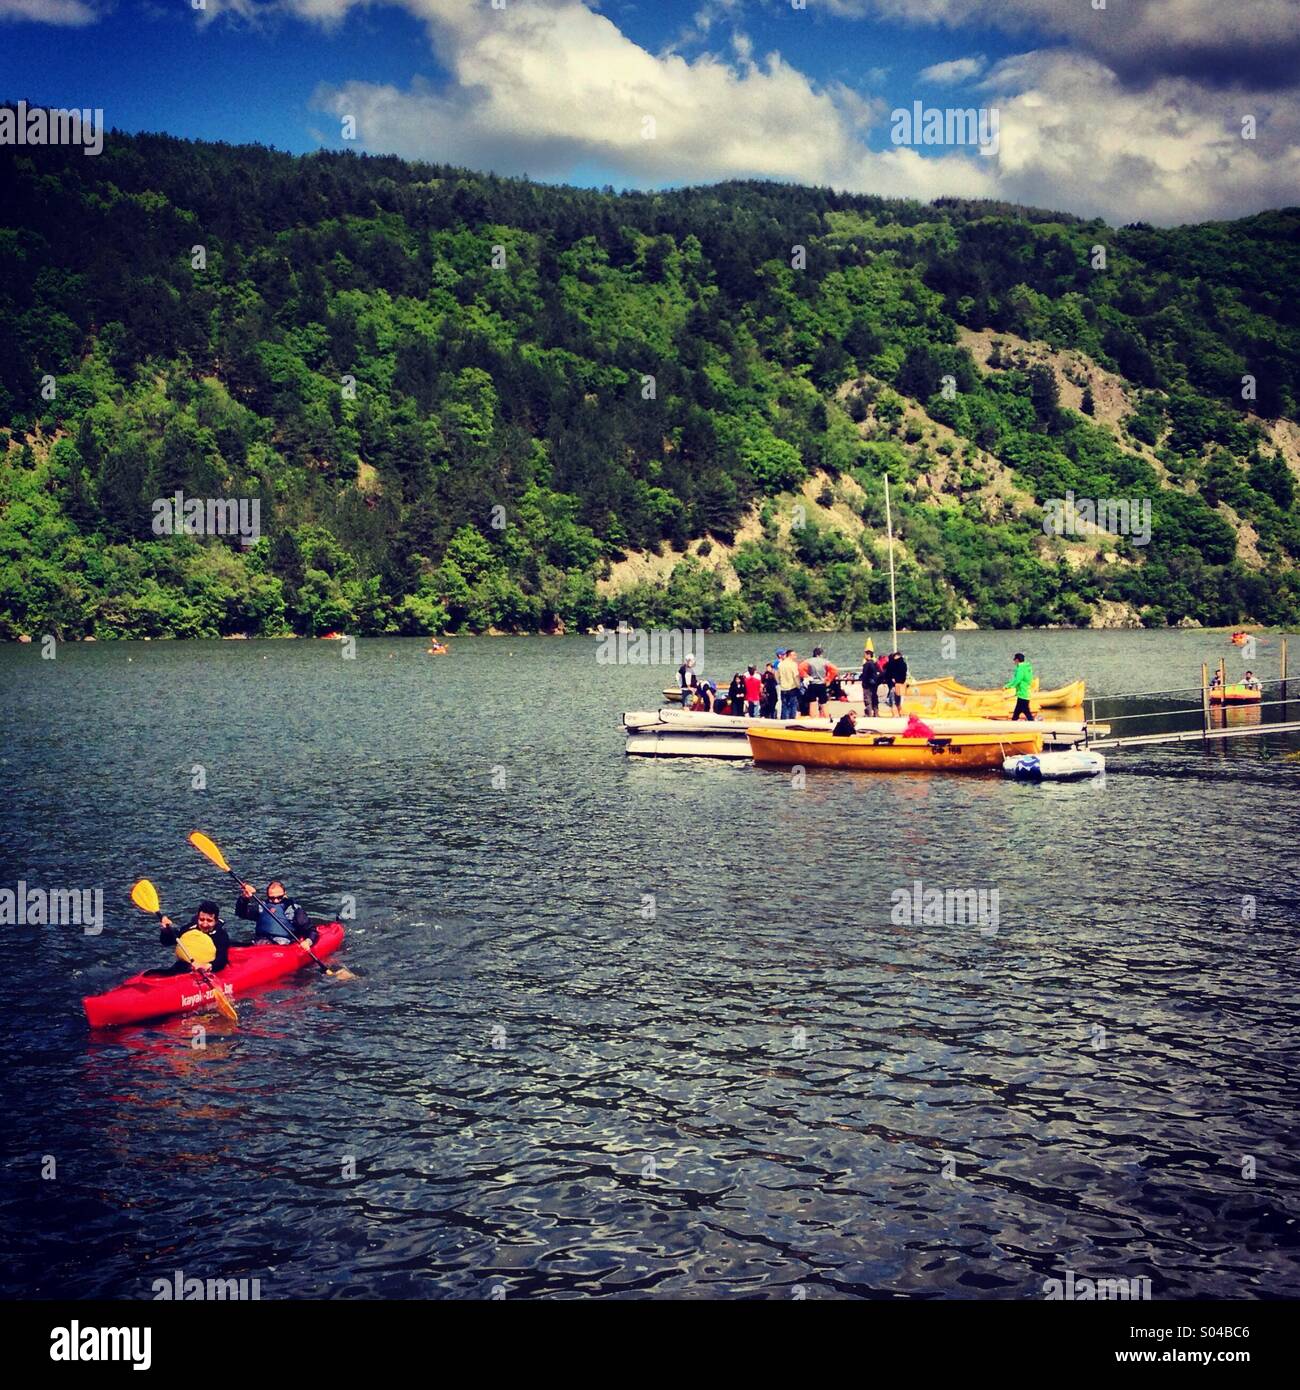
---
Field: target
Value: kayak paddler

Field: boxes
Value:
[1005,652,1036,721]
[236,880,318,947]
[149,900,231,976]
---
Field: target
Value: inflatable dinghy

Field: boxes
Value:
[1003,749,1105,782]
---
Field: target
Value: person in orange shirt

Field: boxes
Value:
[824,657,842,700]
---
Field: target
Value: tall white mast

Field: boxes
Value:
[884,474,898,651]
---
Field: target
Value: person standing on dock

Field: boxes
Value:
[884,650,909,715]
[1005,652,1036,721]
[859,646,882,717]
[778,649,801,720]
[805,647,831,719]
[744,665,762,717]
[760,663,778,718]
[795,653,812,716]
[678,654,698,705]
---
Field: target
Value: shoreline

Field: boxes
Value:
[4,623,1278,644]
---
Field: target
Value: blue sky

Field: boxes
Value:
[2,1,1297,224]
[2,1,1020,155]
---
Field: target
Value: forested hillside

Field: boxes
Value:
[2,124,1299,637]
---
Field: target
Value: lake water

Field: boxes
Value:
[2,630,1298,1299]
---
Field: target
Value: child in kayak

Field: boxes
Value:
[1005,652,1036,720]
[236,881,318,946]
[150,900,231,975]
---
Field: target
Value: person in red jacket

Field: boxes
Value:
[743,664,762,717]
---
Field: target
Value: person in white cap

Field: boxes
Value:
[677,653,698,705]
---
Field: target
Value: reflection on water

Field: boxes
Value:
[1,632,1298,1299]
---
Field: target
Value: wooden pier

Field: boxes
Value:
[1086,636,1298,753]
[1090,719,1300,751]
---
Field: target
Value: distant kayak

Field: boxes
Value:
[83,922,345,1027]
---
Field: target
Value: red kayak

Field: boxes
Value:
[83,923,345,1028]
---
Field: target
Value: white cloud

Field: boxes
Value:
[310,0,954,193]
[291,0,1298,223]
[980,50,1300,223]
[919,55,985,86]
[12,0,1293,225]
[665,0,743,54]
[823,0,1300,90]
[0,0,99,23]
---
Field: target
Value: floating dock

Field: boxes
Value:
[1089,719,1300,751]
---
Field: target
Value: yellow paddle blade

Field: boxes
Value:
[212,986,239,1025]
[130,879,161,915]
[177,928,217,967]
[188,831,230,873]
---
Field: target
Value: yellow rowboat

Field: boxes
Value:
[914,677,1086,710]
[671,677,1086,711]
[928,698,1085,721]
[746,726,1041,772]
